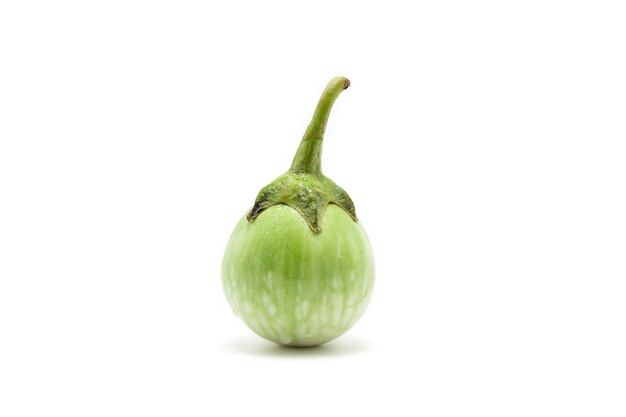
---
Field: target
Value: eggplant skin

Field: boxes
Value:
[222,204,375,347]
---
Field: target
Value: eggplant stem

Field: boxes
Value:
[289,77,350,176]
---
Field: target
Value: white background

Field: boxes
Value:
[1,1,625,416]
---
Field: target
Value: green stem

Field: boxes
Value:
[248,76,357,232]
[289,77,350,176]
